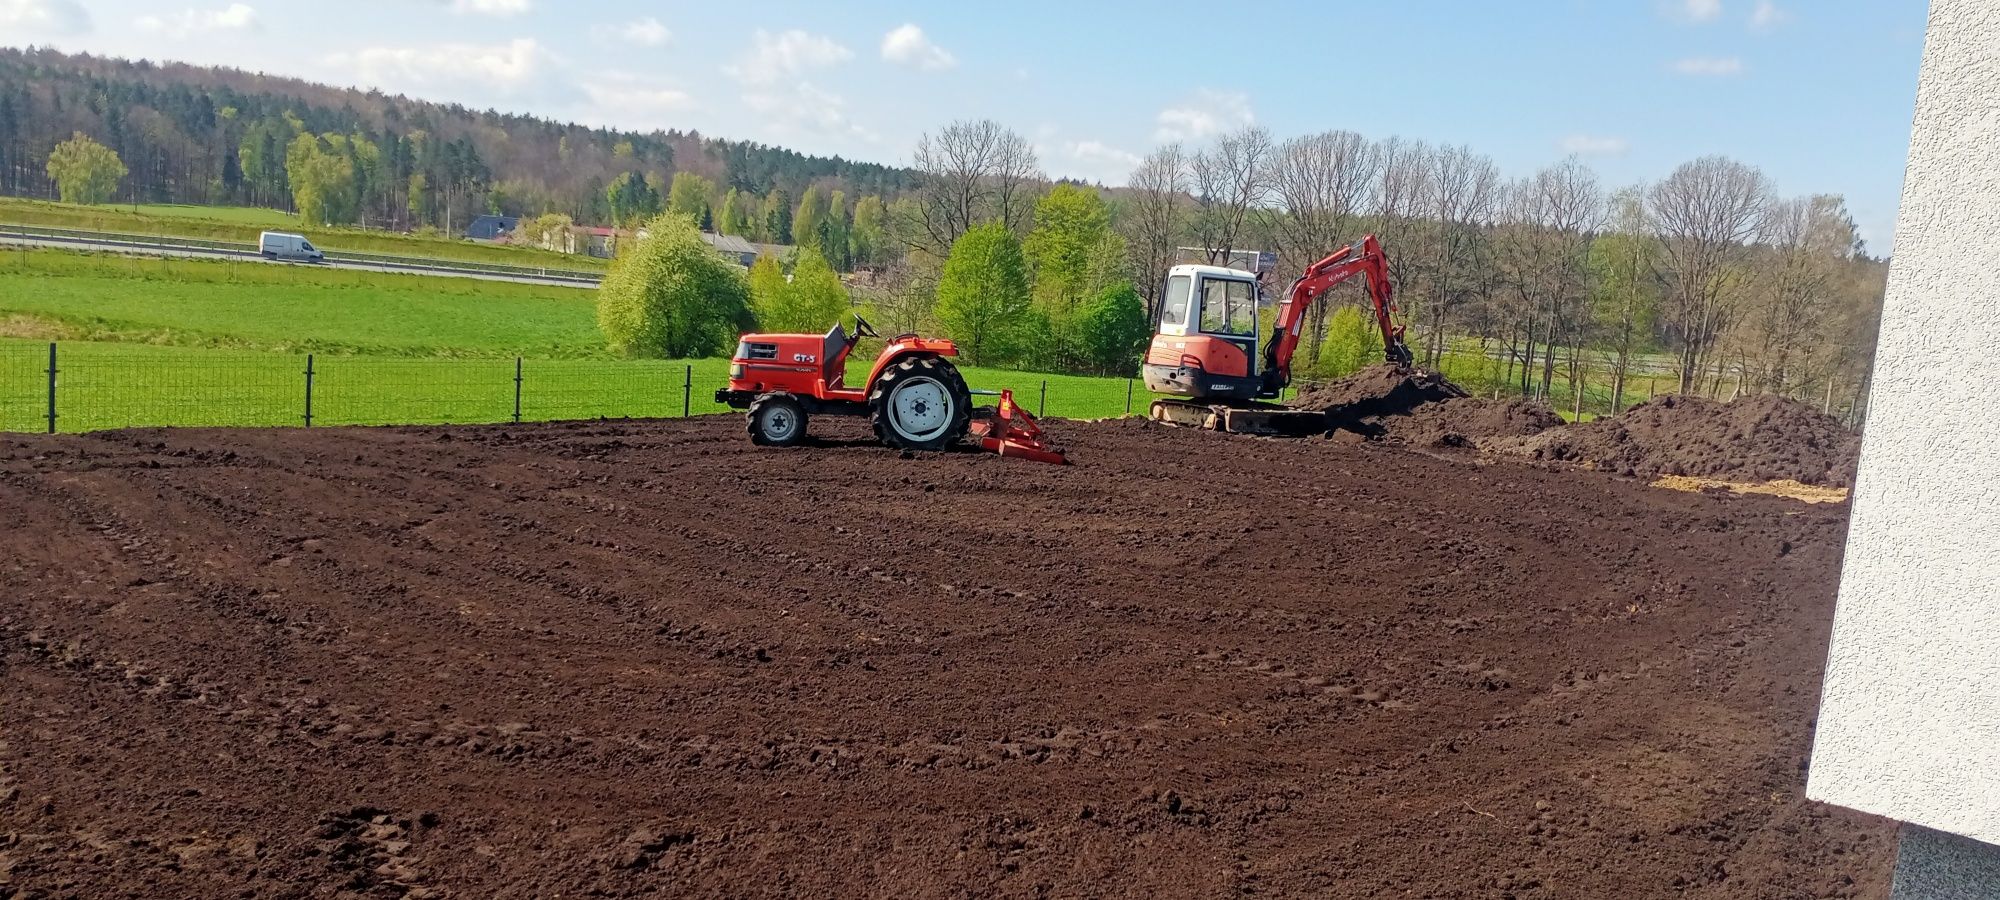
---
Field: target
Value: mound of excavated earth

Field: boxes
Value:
[1290,365,1469,435]
[0,415,1887,898]
[1511,393,1863,487]
[1290,366,1862,487]
[1376,397,1567,449]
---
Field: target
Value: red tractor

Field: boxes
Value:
[715,316,1066,464]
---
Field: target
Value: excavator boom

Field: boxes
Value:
[1261,234,1414,397]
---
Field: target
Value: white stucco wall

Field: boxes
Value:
[1807,0,2000,846]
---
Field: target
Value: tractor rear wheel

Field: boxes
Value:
[868,356,971,451]
[747,392,809,447]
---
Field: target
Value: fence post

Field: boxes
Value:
[303,354,315,428]
[1125,378,1134,415]
[45,342,56,434]
[683,364,693,417]
[1039,380,1047,417]
[513,357,524,424]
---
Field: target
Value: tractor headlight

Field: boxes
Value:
[729,363,744,379]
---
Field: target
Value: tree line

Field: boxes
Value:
[0,47,917,236]
[859,120,1884,413]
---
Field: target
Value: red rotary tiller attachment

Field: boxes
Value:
[968,390,1069,465]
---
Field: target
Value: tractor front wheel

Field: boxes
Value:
[868,356,971,451]
[747,392,809,447]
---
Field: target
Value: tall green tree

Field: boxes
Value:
[284,133,356,225]
[1024,183,1115,307]
[794,186,825,248]
[851,195,885,268]
[597,213,754,358]
[934,222,1032,366]
[763,189,793,244]
[1076,281,1150,376]
[668,171,715,219]
[748,247,850,333]
[44,131,127,205]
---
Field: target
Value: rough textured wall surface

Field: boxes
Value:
[1892,826,2000,900]
[1808,0,2000,847]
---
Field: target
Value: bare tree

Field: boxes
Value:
[1648,156,1772,393]
[904,119,1042,258]
[1368,137,1432,310]
[1735,194,1862,394]
[1590,184,1664,412]
[1413,144,1504,369]
[1269,131,1380,363]
[1123,143,1191,319]
[1188,126,1274,264]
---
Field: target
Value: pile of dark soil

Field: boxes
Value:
[1290,364,1469,434]
[1377,397,1566,449]
[1514,393,1862,487]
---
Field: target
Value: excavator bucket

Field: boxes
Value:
[968,390,1069,465]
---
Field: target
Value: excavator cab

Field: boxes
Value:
[1142,265,1270,402]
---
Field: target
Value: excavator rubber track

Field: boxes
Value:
[1148,399,1328,437]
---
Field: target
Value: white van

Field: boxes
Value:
[259,231,324,262]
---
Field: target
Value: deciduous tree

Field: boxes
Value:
[597,213,754,358]
[934,222,1031,365]
[44,131,126,205]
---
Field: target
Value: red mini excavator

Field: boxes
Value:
[1142,234,1416,434]
[715,315,1067,464]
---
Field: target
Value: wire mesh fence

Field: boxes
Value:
[0,343,749,434]
[0,342,1261,435]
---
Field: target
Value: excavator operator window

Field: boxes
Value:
[1161,275,1192,327]
[1200,278,1257,338]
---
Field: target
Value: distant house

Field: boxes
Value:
[702,232,757,267]
[581,226,620,259]
[466,215,520,242]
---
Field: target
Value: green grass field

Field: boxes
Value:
[0,342,1148,433]
[0,197,609,273]
[0,247,1147,432]
[126,203,307,227]
[0,250,602,357]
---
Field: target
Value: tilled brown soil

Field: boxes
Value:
[0,416,1888,898]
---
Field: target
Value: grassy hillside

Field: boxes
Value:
[0,198,609,272]
[0,250,602,357]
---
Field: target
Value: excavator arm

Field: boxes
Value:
[1259,234,1415,396]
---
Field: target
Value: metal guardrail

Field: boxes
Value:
[0,223,605,285]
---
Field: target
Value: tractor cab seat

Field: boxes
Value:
[823,322,847,386]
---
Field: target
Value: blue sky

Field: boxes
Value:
[3,0,1929,250]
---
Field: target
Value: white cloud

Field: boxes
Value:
[1666,0,1722,22]
[137,3,260,38]
[880,24,955,71]
[1154,89,1254,142]
[328,38,553,92]
[742,81,878,145]
[1560,134,1630,157]
[1070,140,1140,170]
[726,29,852,86]
[447,0,529,16]
[578,75,696,130]
[594,16,670,47]
[1750,0,1790,30]
[1671,56,1746,76]
[0,0,91,35]
[1055,139,1142,185]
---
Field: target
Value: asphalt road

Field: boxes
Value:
[0,231,601,289]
